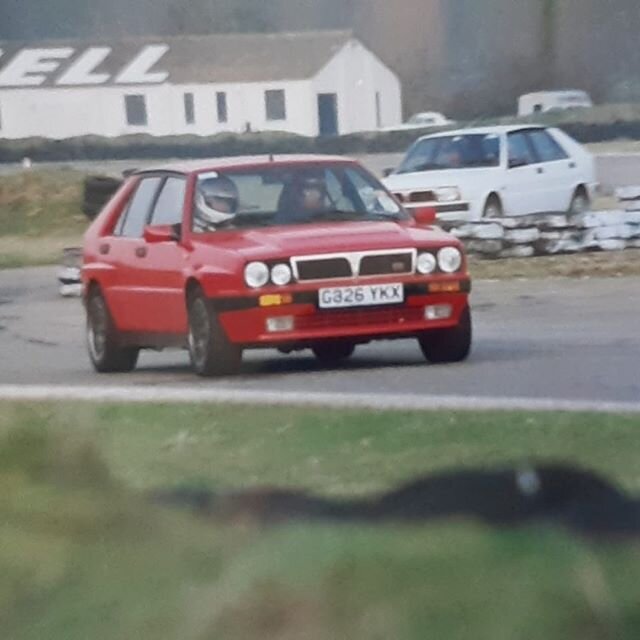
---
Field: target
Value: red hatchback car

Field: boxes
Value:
[82,155,472,376]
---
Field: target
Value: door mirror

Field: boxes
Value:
[412,206,437,225]
[143,224,180,243]
[382,167,395,178]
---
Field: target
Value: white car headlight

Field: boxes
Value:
[416,252,437,275]
[244,262,269,288]
[437,247,463,273]
[271,263,292,286]
[434,187,461,203]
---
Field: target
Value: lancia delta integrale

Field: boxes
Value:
[82,156,472,376]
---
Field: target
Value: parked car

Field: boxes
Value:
[518,90,593,116]
[381,111,455,132]
[382,125,597,221]
[82,155,472,376]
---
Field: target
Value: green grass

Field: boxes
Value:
[0,401,639,640]
[0,170,86,268]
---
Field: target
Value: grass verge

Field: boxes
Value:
[0,401,638,640]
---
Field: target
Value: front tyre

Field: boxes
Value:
[312,341,356,366]
[187,292,242,377]
[86,288,139,373]
[418,306,472,364]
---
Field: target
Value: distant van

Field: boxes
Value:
[518,90,593,116]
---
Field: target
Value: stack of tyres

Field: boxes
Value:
[82,175,122,220]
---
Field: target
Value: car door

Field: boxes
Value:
[107,175,163,332]
[137,175,189,335]
[502,131,543,216]
[526,128,574,211]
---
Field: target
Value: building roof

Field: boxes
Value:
[0,30,355,88]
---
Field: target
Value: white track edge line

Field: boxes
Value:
[0,384,639,414]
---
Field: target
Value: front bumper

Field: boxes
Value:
[214,278,471,347]
[403,201,472,222]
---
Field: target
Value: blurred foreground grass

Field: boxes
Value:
[0,401,639,640]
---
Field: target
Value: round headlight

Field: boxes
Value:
[271,263,292,286]
[437,247,463,273]
[244,262,269,288]
[417,252,437,275]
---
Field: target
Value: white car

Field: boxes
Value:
[518,90,593,117]
[382,125,598,221]
[382,111,455,132]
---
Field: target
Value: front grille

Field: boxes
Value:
[296,257,352,281]
[409,190,436,203]
[360,252,413,276]
[296,306,424,331]
[294,250,416,282]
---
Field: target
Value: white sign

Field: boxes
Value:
[0,44,170,87]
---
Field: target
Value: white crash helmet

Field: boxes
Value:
[194,175,239,229]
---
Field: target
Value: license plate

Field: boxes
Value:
[318,283,404,309]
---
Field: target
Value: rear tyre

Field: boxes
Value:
[568,187,590,215]
[86,288,139,373]
[187,291,242,377]
[312,341,356,366]
[418,306,472,364]
[482,195,503,219]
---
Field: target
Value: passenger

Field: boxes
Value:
[193,175,239,232]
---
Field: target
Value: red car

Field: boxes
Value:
[82,155,472,376]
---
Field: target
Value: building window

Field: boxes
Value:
[216,92,228,123]
[265,89,286,121]
[184,93,195,125]
[125,95,148,126]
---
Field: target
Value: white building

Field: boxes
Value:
[0,31,402,139]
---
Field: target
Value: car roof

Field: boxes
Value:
[133,154,357,176]
[413,124,547,142]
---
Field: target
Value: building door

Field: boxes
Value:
[317,94,338,137]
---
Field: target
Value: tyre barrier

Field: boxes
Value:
[82,174,122,221]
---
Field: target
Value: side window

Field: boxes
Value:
[527,129,569,162]
[507,132,536,167]
[149,177,187,226]
[117,177,162,238]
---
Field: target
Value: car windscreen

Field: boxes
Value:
[396,133,501,173]
[192,163,407,232]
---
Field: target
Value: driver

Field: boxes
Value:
[277,173,330,223]
[193,175,239,231]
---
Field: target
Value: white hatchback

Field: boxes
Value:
[382,125,598,221]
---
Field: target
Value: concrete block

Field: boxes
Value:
[616,186,640,201]
[596,239,627,252]
[593,224,634,240]
[571,210,627,228]
[504,228,540,244]
[499,245,535,259]
[465,240,503,256]
[623,211,640,224]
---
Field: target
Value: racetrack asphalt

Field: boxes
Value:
[0,267,638,411]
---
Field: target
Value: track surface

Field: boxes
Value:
[1,267,639,407]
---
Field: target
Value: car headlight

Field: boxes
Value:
[244,262,269,288]
[437,247,463,273]
[416,252,437,275]
[434,187,461,203]
[271,263,293,286]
